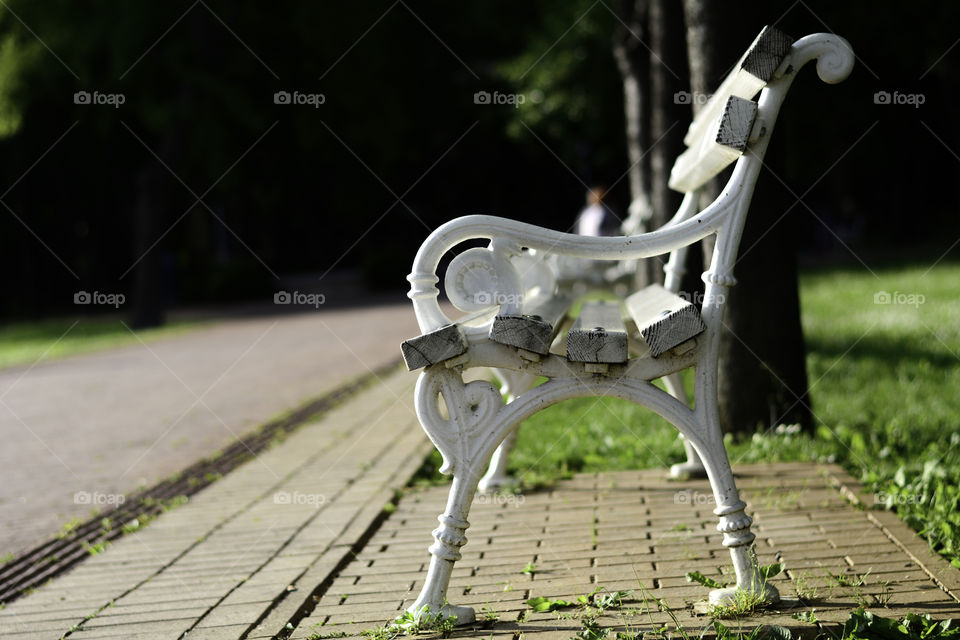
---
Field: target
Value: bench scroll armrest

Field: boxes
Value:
[407,196,738,337]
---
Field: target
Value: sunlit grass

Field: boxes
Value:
[0,317,200,369]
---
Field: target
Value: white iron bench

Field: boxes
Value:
[399,27,854,622]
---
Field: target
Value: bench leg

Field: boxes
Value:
[406,368,510,624]
[663,372,706,478]
[405,474,479,624]
[700,450,779,606]
[478,369,536,492]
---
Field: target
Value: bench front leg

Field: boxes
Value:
[407,475,479,623]
[406,367,509,624]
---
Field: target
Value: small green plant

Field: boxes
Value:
[793,571,833,603]
[0,552,14,564]
[712,619,793,640]
[576,586,603,606]
[574,619,609,640]
[521,562,537,575]
[685,570,729,589]
[687,560,782,618]
[360,606,461,640]
[526,596,574,613]
[480,605,499,625]
[758,563,784,581]
[592,590,633,611]
[826,568,869,588]
[56,518,81,539]
[792,609,819,624]
[840,609,960,639]
[81,539,109,556]
[874,579,894,607]
[709,590,770,620]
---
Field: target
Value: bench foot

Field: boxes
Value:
[706,544,780,608]
[404,599,476,626]
[708,582,779,607]
[406,530,477,625]
[714,507,780,607]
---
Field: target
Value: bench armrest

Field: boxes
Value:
[406,189,738,335]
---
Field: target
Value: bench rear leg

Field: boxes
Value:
[478,369,536,492]
[663,372,707,478]
[478,427,518,492]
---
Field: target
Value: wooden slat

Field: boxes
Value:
[625,284,705,358]
[668,96,758,193]
[400,324,468,370]
[489,294,572,355]
[566,301,628,364]
[682,26,794,148]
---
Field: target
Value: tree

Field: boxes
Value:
[681,0,812,433]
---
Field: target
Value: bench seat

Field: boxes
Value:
[401,285,705,371]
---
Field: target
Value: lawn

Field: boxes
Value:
[0,317,200,370]
[493,260,960,567]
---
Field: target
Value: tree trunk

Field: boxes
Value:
[647,0,688,284]
[612,0,652,246]
[681,0,812,433]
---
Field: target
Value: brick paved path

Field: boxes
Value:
[0,303,419,559]
[297,463,960,640]
[0,367,427,638]
[2,388,959,640]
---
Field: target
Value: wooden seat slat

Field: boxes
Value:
[566,300,628,364]
[489,293,572,355]
[626,284,706,357]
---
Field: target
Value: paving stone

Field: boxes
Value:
[5,448,960,640]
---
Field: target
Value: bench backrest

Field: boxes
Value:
[668,26,794,194]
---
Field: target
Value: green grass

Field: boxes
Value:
[491,260,960,566]
[0,317,201,369]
